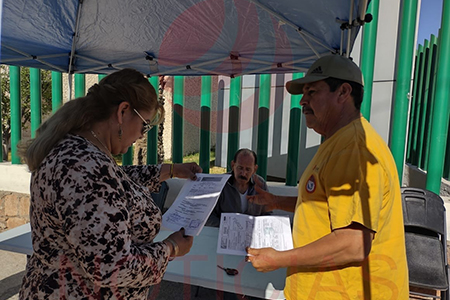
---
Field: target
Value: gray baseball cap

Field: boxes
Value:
[286,54,364,95]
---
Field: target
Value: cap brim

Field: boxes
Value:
[286,75,329,95]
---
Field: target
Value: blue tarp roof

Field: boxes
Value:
[0,0,369,77]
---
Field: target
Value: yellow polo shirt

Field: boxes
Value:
[284,117,409,300]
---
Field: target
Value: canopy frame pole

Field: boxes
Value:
[346,0,355,57]
[1,45,66,72]
[68,0,84,74]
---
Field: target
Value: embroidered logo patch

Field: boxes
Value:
[310,66,323,75]
[305,175,316,193]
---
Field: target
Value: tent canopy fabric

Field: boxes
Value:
[0,0,369,77]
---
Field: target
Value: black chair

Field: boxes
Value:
[401,187,449,299]
[151,181,169,212]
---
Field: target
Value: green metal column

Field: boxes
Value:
[360,0,379,121]
[30,68,42,138]
[227,76,241,171]
[406,45,423,164]
[286,73,303,186]
[200,76,212,173]
[256,74,271,180]
[10,66,21,164]
[147,76,159,164]
[173,76,184,163]
[417,39,432,169]
[389,0,419,183]
[426,0,450,193]
[51,71,63,112]
[422,35,439,170]
[98,74,107,81]
[122,146,133,165]
[74,73,86,98]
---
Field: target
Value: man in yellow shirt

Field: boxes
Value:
[246,54,409,299]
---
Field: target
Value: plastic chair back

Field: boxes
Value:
[401,187,449,298]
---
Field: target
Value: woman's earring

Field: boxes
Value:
[118,124,123,140]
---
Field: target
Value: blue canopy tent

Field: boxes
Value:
[0,0,370,76]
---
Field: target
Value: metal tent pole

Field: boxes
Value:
[199,76,212,173]
[147,76,159,165]
[10,66,21,164]
[51,71,63,112]
[426,0,450,193]
[389,0,419,183]
[256,74,271,180]
[226,76,241,171]
[286,73,303,186]
[360,0,379,120]
[30,68,42,138]
[172,76,184,163]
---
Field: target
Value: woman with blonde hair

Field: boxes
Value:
[18,68,201,299]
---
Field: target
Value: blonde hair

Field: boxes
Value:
[18,68,164,172]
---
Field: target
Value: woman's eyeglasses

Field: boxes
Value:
[133,109,155,134]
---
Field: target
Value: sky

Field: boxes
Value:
[417,0,443,44]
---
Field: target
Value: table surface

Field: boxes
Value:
[0,224,286,299]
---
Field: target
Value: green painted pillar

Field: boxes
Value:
[200,76,212,173]
[389,0,419,183]
[30,68,42,138]
[227,76,241,171]
[360,0,379,121]
[10,66,21,164]
[426,0,450,193]
[422,35,438,170]
[147,77,159,165]
[173,76,184,163]
[98,74,107,81]
[286,73,304,186]
[417,39,432,170]
[74,73,86,98]
[256,74,271,180]
[51,71,63,112]
[406,45,423,164]
[122,146,133,165]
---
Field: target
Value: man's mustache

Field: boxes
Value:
[238,175,248,181]
[302,107,314,114]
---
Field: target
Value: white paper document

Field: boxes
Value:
[217,213,294,256]
[162,173,231,236]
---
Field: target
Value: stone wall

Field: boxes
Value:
[0,191,30,232]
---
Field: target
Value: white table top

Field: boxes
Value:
[0,224,286,299]
[156,226,286,299]
[0,223,33,255]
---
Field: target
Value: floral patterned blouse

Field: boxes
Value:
[19,134,171,300]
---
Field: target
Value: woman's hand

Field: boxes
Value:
[173,162,202,180]
[165,228,193,257]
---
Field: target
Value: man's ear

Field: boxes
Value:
[337,83,352,103]
[116,102,130,124]
[253,164,258,174]
[231,160,235,169]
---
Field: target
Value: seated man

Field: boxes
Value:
[206,148,270,227]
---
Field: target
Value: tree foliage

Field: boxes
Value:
[1,65,53,159]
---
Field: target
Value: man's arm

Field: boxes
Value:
[247,222,374,272]
[247,184,297,212]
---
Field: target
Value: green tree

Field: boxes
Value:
[1,66,53,160]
